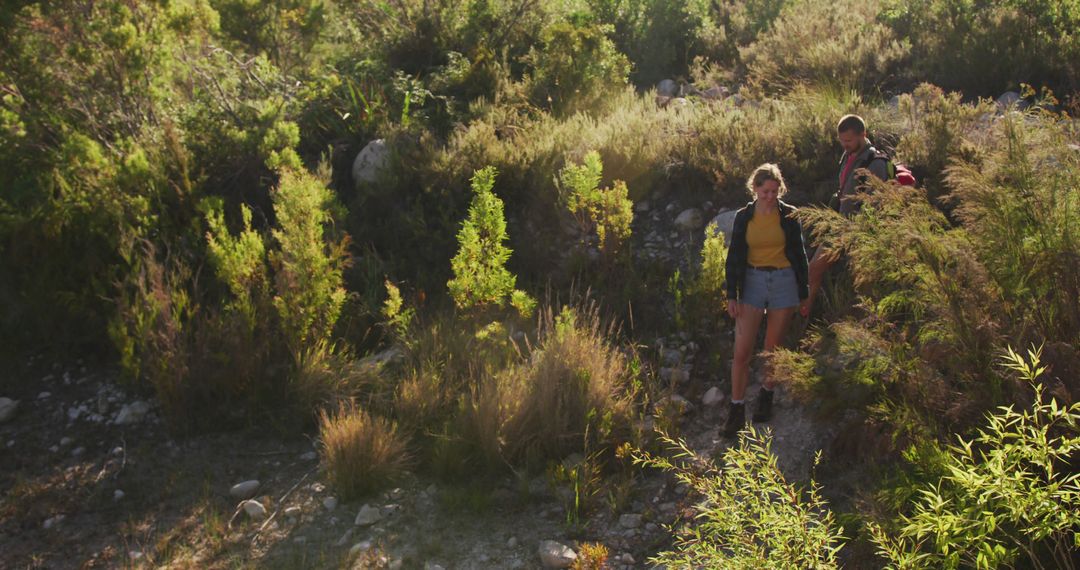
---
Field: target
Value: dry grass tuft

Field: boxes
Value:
[318,401,411,500]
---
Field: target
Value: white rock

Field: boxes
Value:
[619,513,643,529]
[622,553,636,564]
[243,500,268,520]
[299,451,318,461]
[323,496,338,511]
[114,401,151,425]
[538,540,577,568]
[43,514,66,529]
[37,392,51,400]
[60,437,72,446]
[230,480,261,499]
[702,387,725,406]
[111,446,124,456]
[674,208,703,230]
[114,490,125,501]
[507,536,518,548]
[996,91,1022,110]
[355,504,382,526]
[349,540,373,557]
[0,398,19,423]
[310,482,326,493]
[49,445,59,453]
[284,506,301,518]
[352,139,391,188]
[424,564,446,570]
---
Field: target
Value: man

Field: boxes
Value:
[805,114,889,311]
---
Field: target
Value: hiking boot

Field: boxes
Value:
[722,402,745,438]
[752,387,774,422]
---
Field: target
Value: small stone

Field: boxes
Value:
[60,437,73,446]
[284,506,301,518]
[349,540,373,557]
[702,387,725,406]
[114,401,151,425]
[381,503,402,517]
[323,496,338,511]
[622,553,636,564]
[114,490,125,501]
[43,514,66,529]
[293,536,307,544]
[230,480,261,500]
[424,564,446,570]
[71,447,85,457]
[355,504,382,526]
[619,513,643,529]
[49,445,59,453]
[111,446,124,456]
[299,451,318,461]
[37,392,51,400]
[507,536,518,548]
[310,482,326,493]
[388,487,405,500]
[243,500,268,520]
[6,441,13,448]
[0,398,19,423]
[538,540,577,568]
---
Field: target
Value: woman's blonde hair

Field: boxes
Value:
[745,163,788,197]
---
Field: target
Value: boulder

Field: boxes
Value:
[707,209,739,245]
[674,208,704,231]
[352,139,391,188]
[657,79,678,97]
[702,387,725,406]
[243,500,268,520]
[114,401,151,425]
[355,504,382,526]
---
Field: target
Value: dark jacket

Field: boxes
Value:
[725,199,809,302]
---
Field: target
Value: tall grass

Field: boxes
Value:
[318,401,411,500]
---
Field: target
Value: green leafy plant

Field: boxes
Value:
[870,345,1080,569]
[557,150,634,255]
[634,427,845,568]
[448,166,534,316]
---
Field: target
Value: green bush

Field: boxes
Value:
[556,150,634,255]
[880,0,1080,96]
[447,166,534,315]
[870,346,1080,569]
[525,20,630,117]
[635,428,845,568]
[739,0,908,95]
[945,112,1080,345]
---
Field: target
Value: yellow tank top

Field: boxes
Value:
[746,209,790,268]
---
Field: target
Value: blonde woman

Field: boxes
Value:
[722,164,810,438]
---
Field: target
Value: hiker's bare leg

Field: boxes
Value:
[807,249,835,313]
[731,304,765,402]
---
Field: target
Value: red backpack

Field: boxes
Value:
[862,148,917,186]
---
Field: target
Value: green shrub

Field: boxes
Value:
[945,112,1080,345]
[525,20,630,117]
[556,150,634,255]
[269,167,348,357]
[739,0,908,95]
[880,0,1080,96]
[870,346,1080,569]
[447,166,534,315]
[635,428,845,568]
[318,400,411,500]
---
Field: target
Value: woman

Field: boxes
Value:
[722,163,809,438]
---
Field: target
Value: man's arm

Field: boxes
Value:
[868,157,890,183]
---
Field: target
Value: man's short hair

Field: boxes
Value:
[837,114,866,135]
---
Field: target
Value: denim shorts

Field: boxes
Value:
[741,267,799,310]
